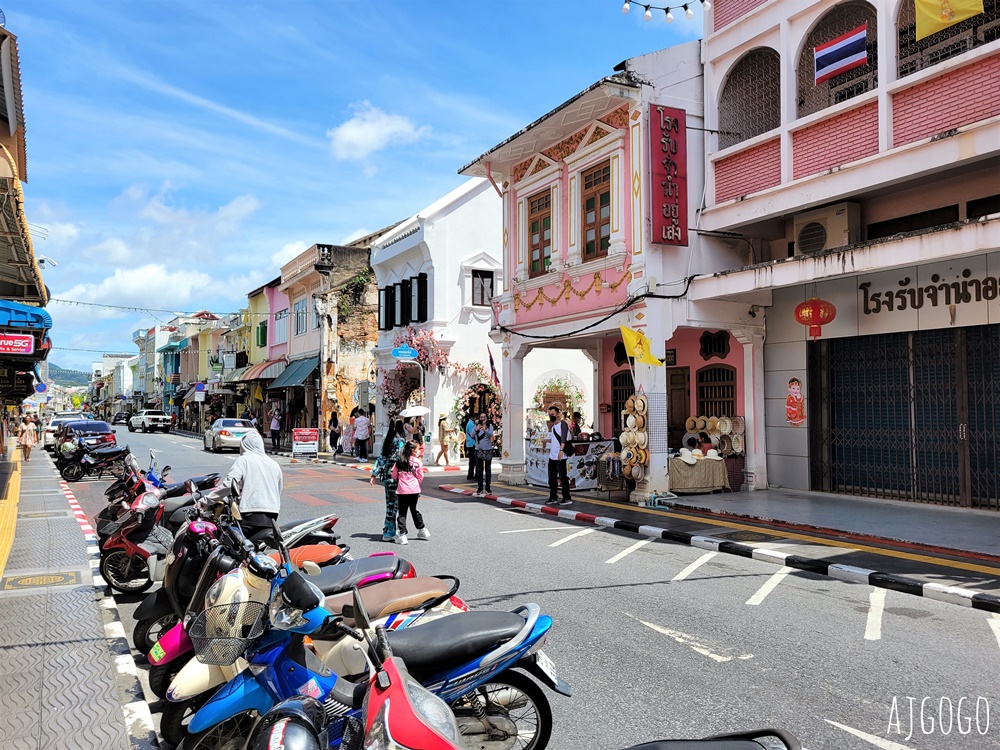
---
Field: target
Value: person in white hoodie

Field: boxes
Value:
[224,429,283,543]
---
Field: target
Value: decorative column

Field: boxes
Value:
[499,334,527,485]
[735,327,767,490]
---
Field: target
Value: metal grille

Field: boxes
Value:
[967,325,1000,509]
[696,366,736,418]
[718,49,781,150]
[611,371,633,434]
[645,392,669,454]
[189,601,267,665]
[797,2,878,118]
[898,0,1000,78]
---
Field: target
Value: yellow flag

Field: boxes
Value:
[253,384,263,402]
[619,325,663,367]
[916,0,983,40]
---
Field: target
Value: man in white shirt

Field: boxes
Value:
[545,405,572,506]
[354,412,371,461]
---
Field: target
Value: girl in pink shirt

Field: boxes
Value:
[390,440,427,544]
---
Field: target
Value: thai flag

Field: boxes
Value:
[814,23,868,84]
[488,346,500,390]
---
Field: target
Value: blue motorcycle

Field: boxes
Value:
[179,522,569,750]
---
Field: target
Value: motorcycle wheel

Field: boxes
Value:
[147,655,188,699]
[159,695,205,748]
[132,613,179,655]
[60,462,85,482]
[99,551,152,593]
[451,670,552,750]
[181,709,258,750]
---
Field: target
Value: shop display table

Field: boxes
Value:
[668,457,731,493]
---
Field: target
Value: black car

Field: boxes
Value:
[56,420,118,449]
[111,412,130,425]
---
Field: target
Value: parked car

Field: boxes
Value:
[55,420,117,450]
[203,418,256,452]
[44,416,85,450]
[128,410,171,433]
[110,412,130,425]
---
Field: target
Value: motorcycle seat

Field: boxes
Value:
[304,555,403,596]
[267,544,345,570]
[160,481,187,499]
[323,576,451,625]
[386,611,525,676]
[92,445,129,457]
[162,495,194,515]
[161,474,220,500]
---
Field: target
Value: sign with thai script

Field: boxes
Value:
[0,334,34,355]
[859,268,999,314]
[649,104,688,246]
[292,428,319,457]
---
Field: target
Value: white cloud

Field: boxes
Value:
[339,228,370,245]
[271,241,308,268]
[58,264,214,310]
[83,237,132,263]
[33,220,80,251]
[326,101,430,162]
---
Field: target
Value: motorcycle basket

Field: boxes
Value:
[188,601,267,665]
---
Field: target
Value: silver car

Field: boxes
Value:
[203,418,257,453]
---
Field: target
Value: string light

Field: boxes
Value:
[624,0,709,21]
[48,298,305,320]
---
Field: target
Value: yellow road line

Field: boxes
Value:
[0,444,21,578]
[447,480,1000,577]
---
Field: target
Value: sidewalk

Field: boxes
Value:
[0,445,155,750]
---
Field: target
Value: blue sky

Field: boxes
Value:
[11,0,703,372]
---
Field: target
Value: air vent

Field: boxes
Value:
[792,202,860,256]
[796,222,828,254]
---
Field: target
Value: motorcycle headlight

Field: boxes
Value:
[268,574,324,631]
[404,678,460,743]
[204,574,232,608]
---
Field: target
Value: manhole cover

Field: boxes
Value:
[1,571,82,590]
[17,511,65,519]
[718,530,780,543]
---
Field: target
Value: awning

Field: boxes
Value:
[224,366,249,383]
[268,356,319,390]
[241,359,287,381]
[0,299,52,329]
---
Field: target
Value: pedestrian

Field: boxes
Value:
[353,409,371,461]
[465,411,477,481]
[545,404,573,506]
[18,415,37,462]
[223,430,283,547]
[473,411,495,496]
[391,440,427,545]
[268,409,282,451]
[371,420,406,542]
[170,412,178,430]
[570,411,583,439]
[328,410,342,455]
[241,408,251,421]
[434,413,454,466]
[34,414,43,443]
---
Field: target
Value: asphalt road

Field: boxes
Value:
[68,429,1000,750]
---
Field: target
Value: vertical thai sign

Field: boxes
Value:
[649,104,687,246]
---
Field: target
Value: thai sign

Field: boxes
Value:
[292,428,319,458]
[859,267,999,314]
[649,104,687,246]
[0,333,34,355]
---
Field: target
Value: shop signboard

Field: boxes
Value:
[649,103,687,247]
[525,436,614,491]
[0,333,34,355]
[292,428,319,457]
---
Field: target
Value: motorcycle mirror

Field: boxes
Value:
[300,560,321,576]
[351,586,370,632]
[185,479,196,495]
[162,465,172,476]
[231,502,243,521]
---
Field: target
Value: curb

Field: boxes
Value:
[268,451,464,474]
[441,485,1000,615]
[60,480,159,750]
[664,500,1000,565]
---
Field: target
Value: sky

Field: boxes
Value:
[10,0,704,373]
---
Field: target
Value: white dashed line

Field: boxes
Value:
[671,552,717,581]
[499,527,564,534]
[746,566,792,606]
[865,588,886,641]
[605,539,652,564]
[625,613,753,663]
[549,528,596,548]
[826,719,916,749]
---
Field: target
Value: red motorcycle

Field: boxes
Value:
[99,489,174,593]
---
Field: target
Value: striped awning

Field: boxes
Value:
[224,366,249,383]
[241,359,286,381]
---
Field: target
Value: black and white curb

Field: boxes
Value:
[441,485,1000,614]
[61,480,159,749]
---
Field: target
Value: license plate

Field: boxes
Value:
[535,649,557,682]
[150,642,166,663]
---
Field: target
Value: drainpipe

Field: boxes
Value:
[484,161,503,199]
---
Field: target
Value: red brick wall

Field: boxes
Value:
[713,0,769,31]
[893,54,1000,147]
[714,138,781,204]
[792,101,879,180]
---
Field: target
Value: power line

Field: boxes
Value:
[48,298,310,320]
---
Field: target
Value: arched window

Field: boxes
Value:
[897,0,999,78]
[611,370,634,434]
[718,48,781,150]
[696,365,737,417]
[797,2,878,118]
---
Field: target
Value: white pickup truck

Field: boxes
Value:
[128,409,172,433]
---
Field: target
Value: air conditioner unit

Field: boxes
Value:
[793,202,860,255]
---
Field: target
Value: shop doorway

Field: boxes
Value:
[808,323,999,509]
[666,367,690,449]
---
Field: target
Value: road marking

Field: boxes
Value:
[498,527,563,534]
[672,552,717,581]
[0,447,22,579]
[865,588,886,641]
[605,539,652,564]
[746,566,792,606]
[989,614,1000,651]
[625,612,752,663]
[826,719,916,749]
[549,528,595,547]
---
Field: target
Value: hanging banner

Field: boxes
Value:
[649,104,688,246]
[916,0,983,40]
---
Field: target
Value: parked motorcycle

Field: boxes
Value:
[60,442,131,482]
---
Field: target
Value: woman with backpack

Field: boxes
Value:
[371,420,406,542]
[391,439,427,545]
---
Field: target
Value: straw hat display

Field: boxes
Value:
[617,392,649,480]
[678,448,697,465]
[731,416,746,435]
[634,395,648,415]
[717,417,733,435]
[731,433,745,454]
[685,416,697,432]
[695,416,708,431]
[705,449,723,461]
[626,396,636,413]
[635,431,648,449]
[682,432,698,450]
[707,416,719,433]
[633,447,648,465]
[718,434,734,456]
[626,414,637,429]
[634,414,646,431]
[632,464,645,481]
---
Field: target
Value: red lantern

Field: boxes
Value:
[794,298,836,340]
